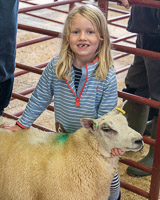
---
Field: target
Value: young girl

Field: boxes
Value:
[1,4,122,200]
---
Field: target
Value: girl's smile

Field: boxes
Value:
[69,15,100,68]
[77,43,89,49]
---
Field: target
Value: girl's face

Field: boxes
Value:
[69,15,100,66]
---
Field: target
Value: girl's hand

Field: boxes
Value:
[0,123,22,132]
[111,148,125,157]
[118,0,130,9]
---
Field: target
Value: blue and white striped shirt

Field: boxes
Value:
[18,55,118,133]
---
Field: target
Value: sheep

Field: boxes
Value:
[0,108,143,200]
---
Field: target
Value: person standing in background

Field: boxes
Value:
[0,0,19,116]
[119,0,160,176]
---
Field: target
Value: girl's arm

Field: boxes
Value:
[2,58,56,131]
[17,60,55,128]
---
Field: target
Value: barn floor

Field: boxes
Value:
[4,0,160,199]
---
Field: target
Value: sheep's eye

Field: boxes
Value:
[102,127,111,132]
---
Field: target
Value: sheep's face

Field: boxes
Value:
[81,109,143,154]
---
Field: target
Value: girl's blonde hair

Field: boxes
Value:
[56,4,113,81]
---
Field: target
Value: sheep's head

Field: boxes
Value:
[81,108,143,156]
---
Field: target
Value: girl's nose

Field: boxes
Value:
[79,32,86,40]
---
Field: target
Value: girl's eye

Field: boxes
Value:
[72,31,79,34]
[88,30,94,34]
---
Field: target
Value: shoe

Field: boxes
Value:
[127,153,153,177]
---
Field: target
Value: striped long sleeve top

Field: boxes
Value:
[18,56,118,132]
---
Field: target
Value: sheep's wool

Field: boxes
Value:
[0,112,143,200]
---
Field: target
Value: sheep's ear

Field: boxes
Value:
[80,118,98,131]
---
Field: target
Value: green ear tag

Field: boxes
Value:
[93,120,98,128]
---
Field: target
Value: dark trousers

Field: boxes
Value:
[123,33,160,117]
[0,0,19,82]
[0,75,14,115]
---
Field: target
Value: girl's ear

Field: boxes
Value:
[80,118,98,131]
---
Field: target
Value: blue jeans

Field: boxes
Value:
[0,0,19,115]
[0,0,19,82]
[0,74,14,115]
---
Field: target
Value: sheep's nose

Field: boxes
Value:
[134,139,143,145]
